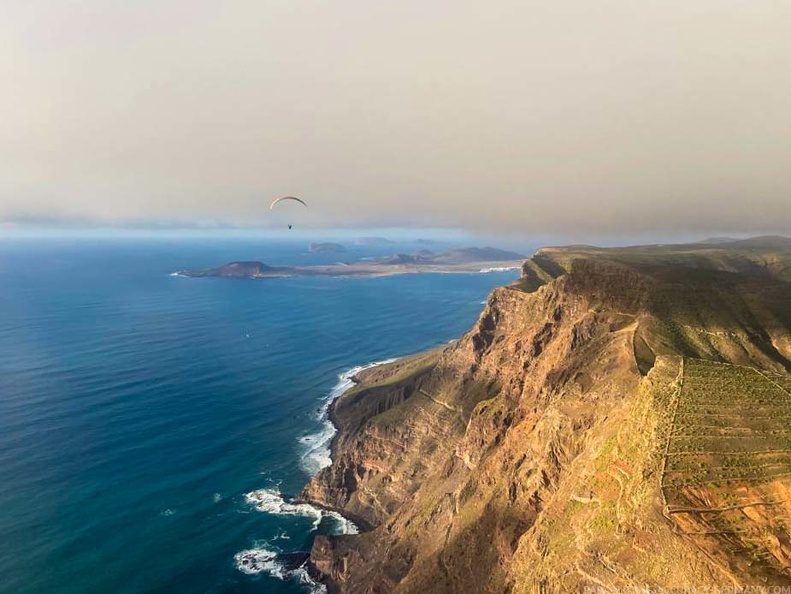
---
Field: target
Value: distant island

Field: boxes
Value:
[309,242,347,253]
[176,247,525,279]
[354,237,394,246]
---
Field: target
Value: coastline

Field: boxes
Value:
[233,359,395,592]
[235,358,384,586]
[293,348,450,592]
[174,261,524,280]
[295,357,401,591]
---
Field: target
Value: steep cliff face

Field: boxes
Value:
[303,240,791,592]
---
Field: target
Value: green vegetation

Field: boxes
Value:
[663,359,791,491]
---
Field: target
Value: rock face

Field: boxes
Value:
[302,238,791,592]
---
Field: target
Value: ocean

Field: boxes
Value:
[0,237,522,594]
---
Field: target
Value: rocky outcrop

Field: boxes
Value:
[302,240,791,592]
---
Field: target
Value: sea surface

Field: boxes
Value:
[0,237,522,594]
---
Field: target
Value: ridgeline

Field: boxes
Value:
[301,236,791,592]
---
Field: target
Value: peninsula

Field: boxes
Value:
[176,247,525,279]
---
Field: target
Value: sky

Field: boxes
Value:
[2,0,790,239]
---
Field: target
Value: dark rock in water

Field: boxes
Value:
[309,242,347,253]
[277,551,311,572]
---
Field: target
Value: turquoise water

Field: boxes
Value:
[0,238,522,593]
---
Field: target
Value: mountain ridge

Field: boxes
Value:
[301,236,791,592]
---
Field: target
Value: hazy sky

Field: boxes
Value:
[2,1,790,237]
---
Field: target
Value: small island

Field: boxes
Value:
[176,247,525,279]
[309,242,347,253]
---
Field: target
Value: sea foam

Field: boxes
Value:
[236,487,356,590]
[299,359,397,476]
[236,361,393,587]
[234,547,283,577]
[478,266,520,273]
[245,488,323,529]
[234,546,327,593]
[243,487,359,535]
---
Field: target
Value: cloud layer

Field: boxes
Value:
[2,1,790,236]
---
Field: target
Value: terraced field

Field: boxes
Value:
[661,358,791,580]
[663,359,791,489]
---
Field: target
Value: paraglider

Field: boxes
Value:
[269,196,307,210]
[270,196,307,230]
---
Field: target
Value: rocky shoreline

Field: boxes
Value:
[296,363,392,592]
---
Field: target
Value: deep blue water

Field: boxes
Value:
[0,238,522,594]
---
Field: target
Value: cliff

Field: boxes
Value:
[302,237,791,592]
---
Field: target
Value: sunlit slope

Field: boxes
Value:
[520,236,791,373]
[304,237,791,592]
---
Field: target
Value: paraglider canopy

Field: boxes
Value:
[270,196,307,210]
[269,195,307,230]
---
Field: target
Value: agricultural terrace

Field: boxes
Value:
[660,359,791,579]
[663,359,791,493]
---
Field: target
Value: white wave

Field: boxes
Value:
[234,547,283,577]
[245,488,323,529]
[235,547,327,593]
[245,487,359,535]
[293,565,328,594]
[478,266,520,273]
[299,358,398,476]
[159,508,175,516]
[169,271,186,277]
[480,300,488,305]
[325,510,360,535]
[213,493,222,503]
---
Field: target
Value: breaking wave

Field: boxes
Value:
[298,359,397,476]
[244,487,359,535]
[235,487,359,590]
[478,266,520,273]
[236,361,395,589]
[234,547,327,593]
[234,547,283,577]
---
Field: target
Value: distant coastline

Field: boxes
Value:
[174,246,525,279]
